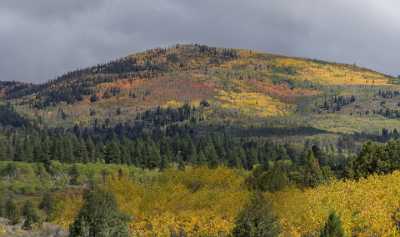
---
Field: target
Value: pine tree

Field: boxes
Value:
[86,138,97,163]
[232,192,280,237]
[320,211,345,237]
[205,143,218,168]
[0,195,4,217]
[69,165,80,185]
[69,188,130,237]
[22,200,39,230]
[23,138,34,162]
[39,193,56,221]
[5,199,20,225]
[76,139,89,163]
[104,141,121,164]
[62,136,75,163]
[0,138,7,161]
[145,141,161,169]
[302,150,324,187]
[14,139,26,162]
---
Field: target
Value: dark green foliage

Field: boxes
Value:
[246,148,330,192]
[39,192,57,221]
[104,141,121,164]
[345,141,400,179]
[320,211,345,237]
[69,165,80,185]
[302,150,325,187]
[0,104,30,127]
[137,104,198,127]
[320,95,356,112]
[69,188,130,237]
[0,195,4,217]
[247,162,290,192]
[5,199,20,225]
[22,200,40,230]
[232,192,280,237]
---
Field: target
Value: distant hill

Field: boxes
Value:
[1,44,399,135]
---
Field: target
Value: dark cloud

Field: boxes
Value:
[0,0,399,83]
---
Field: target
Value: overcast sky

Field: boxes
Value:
[1,0,399,83]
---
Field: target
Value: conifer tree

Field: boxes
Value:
[69,188,130,237]
[302,150,324,187]
[5,199,20,225]
[39,193,56,221]
[0,138,7,161]
[232,192,280,237]
[22,200,39,230]
[320,211,345,237]
[69,165,80,185]
[76,139,89,163]
[205,143,218,168]
[104,141,121,164]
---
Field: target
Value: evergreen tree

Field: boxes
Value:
[14,139,26,162]
[86,138,97,163]
[232,192,280,237]
[104,141,121,164]
[204,142,218,168]
[69,165,80,185]
[76,139,89,163]
[0,195,4,217]
[5,199,20,225]
[302,150,324,187]
[69,188,130,237]
[0,138,7,161]
[23,137,34,162]
[62,136,75,163]
[145,141,161,169]
[320,211,345,237]
[22,200,39,230]
[39,193,56,221]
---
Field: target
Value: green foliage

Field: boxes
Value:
[346,140,400,179]
[22,200,40,230]
[246,148,330,192]
[69,188,131,237]
[5,198,20,225]
[39,192,57,221]
[232,192,280,237]
[69,165,81,185]
[302,150,325,187]
[320,211,345,237]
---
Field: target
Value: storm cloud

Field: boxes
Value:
[0,0,399,83]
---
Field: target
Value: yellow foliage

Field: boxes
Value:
[217,90,292,117]
[219,54,390,86]
[273,58,390,85]
[268,172,400,236]
[53,167,250,237]
[163,100,200,109]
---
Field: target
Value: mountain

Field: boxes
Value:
[2,44,400,135]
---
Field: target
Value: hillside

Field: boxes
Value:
[2,44,398,136]
[2,162,400,236]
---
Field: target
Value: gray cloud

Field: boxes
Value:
[0,0,399,83]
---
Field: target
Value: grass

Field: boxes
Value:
[308,114,400,134]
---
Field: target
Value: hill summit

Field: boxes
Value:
[1,44,398,134]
